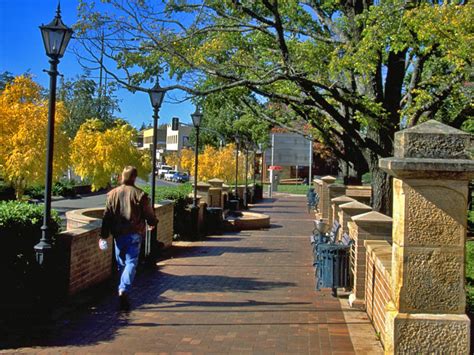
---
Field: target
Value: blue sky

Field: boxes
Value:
[0,0,194,128]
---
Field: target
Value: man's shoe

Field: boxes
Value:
[119,293,130,312]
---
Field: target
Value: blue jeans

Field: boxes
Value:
[114,233,141,294]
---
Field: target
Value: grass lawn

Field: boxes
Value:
[467,241,474,313]
[264,183,310,195]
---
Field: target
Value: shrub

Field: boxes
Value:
[143,183,193,239]
[0,201,61,304]
[52,179,77,198]
[0,182,15,201]
[24,184,44,199]
[466,241,474,313]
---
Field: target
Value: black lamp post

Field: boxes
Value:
[35,4,73,265]
[243,139,249,209]
[146,80,166,258]
[234,135,240,199]
[258,143,264,188]
[191,106,203,239]
[191,106,203,208]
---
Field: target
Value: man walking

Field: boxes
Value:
[100,166,158,311]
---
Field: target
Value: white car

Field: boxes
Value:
[157,165,172,178]
[164,170,177,181]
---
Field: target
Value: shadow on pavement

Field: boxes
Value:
[1,242,296,350]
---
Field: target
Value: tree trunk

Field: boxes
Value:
[370,163,392,215]
[366,127,395,216]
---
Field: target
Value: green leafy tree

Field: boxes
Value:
[0,71,15,91]
[76,0,473,214]
[58,76,120,138]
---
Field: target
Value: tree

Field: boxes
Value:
[176,144,246,183]
[0,71,15,91]
[76,0,473,214]
[58,76,120,138]
[0,76,70,198]
[71,119,151,190]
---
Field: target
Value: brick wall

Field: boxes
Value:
[56,223,113,296]
[348,212,392,300]
[364,240,392,347]
[60,201,175,296]
[154,200,174,247]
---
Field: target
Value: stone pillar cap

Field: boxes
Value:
[380,120,474,179]
[208,178,224,183]
[339,201,372,215]
[331,196,355,204]
[321,175,337,183]
[195,182,211,187]
[394,120,472,159]
[352,210,393,223]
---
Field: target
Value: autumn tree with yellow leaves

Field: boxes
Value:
[71,119,151,190]
[0,76,70,198]
[176,144,247,183]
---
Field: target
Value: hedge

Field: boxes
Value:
[0,201,61,305]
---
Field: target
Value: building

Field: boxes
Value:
[166,123,193,152]
[141,127,167,151]
[137,120,193,166]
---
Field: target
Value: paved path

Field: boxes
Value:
[4,194,382,354]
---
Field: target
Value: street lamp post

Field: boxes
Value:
[35,4,73,265]
[191,106,203,208]
[244,141,249,209]
[147,80,166,258]
[234,135,240,201]
[258,143,264,189]
[191,106,203,239]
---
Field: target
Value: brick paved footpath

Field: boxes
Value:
[3,194,382,354]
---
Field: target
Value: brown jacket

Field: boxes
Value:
[100,184,158,238]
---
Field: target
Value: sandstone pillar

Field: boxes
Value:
[208,188,223,208]
[338,201,372,241]
[313,178,323,201]
[195,182,211,205]
[320,176,336,222]
[379,120,473,354]
[327,184,346,224]
[348,211,392,299]
[330,195,355,228]
[208,178,224,188]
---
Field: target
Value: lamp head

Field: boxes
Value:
[40,3,73,59]
[149,79,166,109]
[191,106,203,128]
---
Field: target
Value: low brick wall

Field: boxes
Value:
[57,224,113,295]
[59,201,175,295]
[365,240,392,347]
[65,201,174,248]
[154,200,174,247]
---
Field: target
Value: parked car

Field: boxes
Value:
[172,172,189,183]
[157,165,172,178]
[164,170,178,181]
